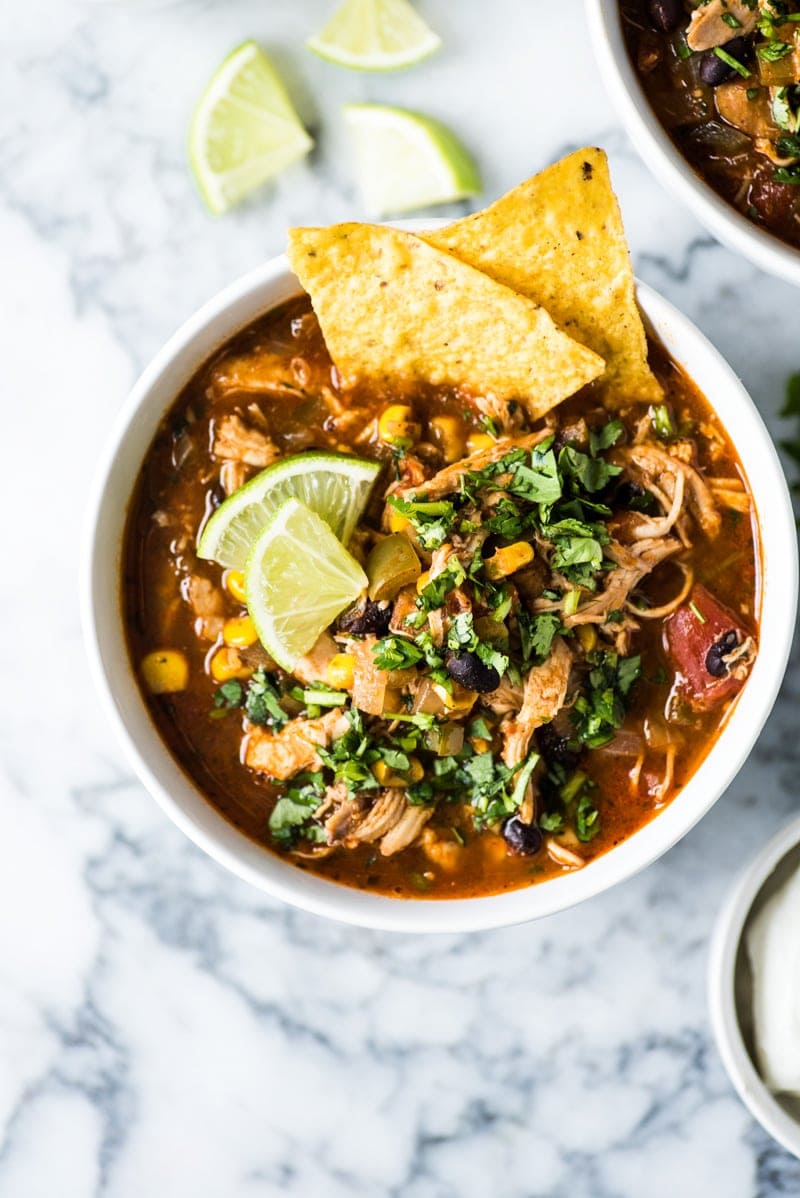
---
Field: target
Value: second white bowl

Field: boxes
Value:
[586,0,800,289]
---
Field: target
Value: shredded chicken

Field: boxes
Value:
[482,675,524,716]
[245,710,349,780]
[394,428,554,501]
[379,805,433,856]
[502,638,573,766]
[323,787,432,856]
[618,444,721,539]
[352,789,409,842]
[346,636,404,716]
[293,632,339,686]
[546,837,586,870]
[686,0,757,52]
[184,575,225,640]
[210,349,309,399]
[219,459,250,496]
[212,412,280,468]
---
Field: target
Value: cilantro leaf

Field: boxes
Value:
[518,611,565,664]
[373,636,424,671]
[558,444,621,494]
[213,679,243,709]
[245,668,287,727]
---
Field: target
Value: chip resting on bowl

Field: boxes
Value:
[287,223,604,418]
[424,147,662,404]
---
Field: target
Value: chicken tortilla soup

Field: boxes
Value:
[123,150,759,899]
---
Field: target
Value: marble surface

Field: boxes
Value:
[2,0,799,1193]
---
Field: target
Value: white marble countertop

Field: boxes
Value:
[2,1,800,1193]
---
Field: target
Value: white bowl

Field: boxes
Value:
[709,817,800,1158]
[586,0,800,289]
[81,250,798,932]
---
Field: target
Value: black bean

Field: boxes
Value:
[502,817,543,857]
[337,598,391,637]
[445,650,500,694]
[614,480,657,515]
[481,533,502,560]
[535,723,580,770]
[705,629,739,677]
[648,0,683,33]
[699,37,749,87]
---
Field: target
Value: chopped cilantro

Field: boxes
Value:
[571,651,642,748]
[518,611,564,664]
[588,418,624,456]
[245,668,287,727]
[386,495,456,549]
[757,39,792,62]
[213,679,243,709]
[373,636,425,671]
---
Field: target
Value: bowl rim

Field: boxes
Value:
[585,0,800,289]
[81,250,798,933]
[708,815,800,1158]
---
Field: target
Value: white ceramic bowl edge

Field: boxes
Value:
[82,255,798,932]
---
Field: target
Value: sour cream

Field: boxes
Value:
[747,863,800,1094]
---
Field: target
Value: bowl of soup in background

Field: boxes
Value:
[586,0,800,289]
[82,238,798,931]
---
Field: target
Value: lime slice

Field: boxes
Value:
[245,499,367,669]
[307,0,441,71]
[198,451,381,570]
[343,103,480,217]
[190,41,313,215]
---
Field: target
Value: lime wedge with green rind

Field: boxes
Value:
[245,498,368,669]
[343,103,481,217]
[190,40,313,215]
[198,451,381,570]
[307,0,441,72]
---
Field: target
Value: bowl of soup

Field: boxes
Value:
[83,151,797,930]
[586,0,800,288]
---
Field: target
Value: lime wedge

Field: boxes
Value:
[245,499,367,669]
[198,451,381,570]
[307,0,441,71]
[343,103,480,217]
[190,41,313,215]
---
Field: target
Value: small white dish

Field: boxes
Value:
[709,817,800,1158]
[586,0,800,289]
[82,241,798,931]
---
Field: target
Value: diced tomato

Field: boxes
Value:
[664,585,752,710]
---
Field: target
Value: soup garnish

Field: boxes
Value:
[124,150,759,899]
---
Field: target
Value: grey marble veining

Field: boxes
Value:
[2,1,799,1194]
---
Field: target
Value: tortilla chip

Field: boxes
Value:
[424,148,662,404]
[287,223,604,419]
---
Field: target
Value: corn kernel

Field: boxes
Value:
[141,649,189,695]
[470,737,492,755]
[388,509,411,533]
[406,756,425,783]
[225,570,247,604]
[222,615,258,649]
[466,432,495,454]
[327,653,355,690]
[372,755,424,787]
[416,570,431,595]
[577,624,598,653]
[484,541,535,581]
[378,404,421,448]
[430,415,465,464]
[210,646,253,682]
